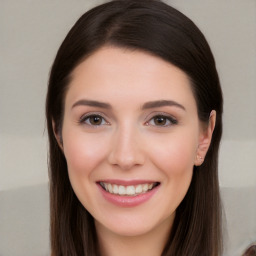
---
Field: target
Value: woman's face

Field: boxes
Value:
[60,46,205,237]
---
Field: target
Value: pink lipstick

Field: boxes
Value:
[97,180,160,207]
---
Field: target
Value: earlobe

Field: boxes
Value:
[194,110,216,166]
[52,120,64,151]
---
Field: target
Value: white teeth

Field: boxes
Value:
[119,185,126,195]
[135,185,142,194]
[107,183,113,193]
[142,184,148,192]
[100,182,157,196]
[113,184,119,194]
[126,186,135,195]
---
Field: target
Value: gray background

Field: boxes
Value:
[0,0,255,255]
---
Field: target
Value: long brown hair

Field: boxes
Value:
[46,0,223,255]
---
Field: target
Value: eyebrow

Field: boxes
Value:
[71,99,185,111]
[72,99,112,109]
[141,100,186,111]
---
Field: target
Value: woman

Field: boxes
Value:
[46,0,223,255]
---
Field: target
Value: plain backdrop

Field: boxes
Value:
[0,0,255,255]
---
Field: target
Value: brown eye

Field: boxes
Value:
[81,115,107,126]
[147,115,177,127]
[154,116,167,126]
[89,116,102,125]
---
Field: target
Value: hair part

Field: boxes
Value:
[46,1,223,255]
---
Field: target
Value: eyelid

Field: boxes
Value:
[145,112,178,127]
[79,112,110,125]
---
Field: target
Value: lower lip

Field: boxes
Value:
[97,184,160,207]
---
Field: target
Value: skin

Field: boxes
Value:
[55,46,216,256]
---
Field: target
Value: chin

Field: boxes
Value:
[94,210,175,238]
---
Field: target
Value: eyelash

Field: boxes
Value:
[79,113,178,127]
[146,114,178,127]
[79,113,109,126]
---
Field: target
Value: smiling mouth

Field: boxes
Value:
[99,182,160,196]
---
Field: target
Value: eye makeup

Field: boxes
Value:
[146,114,178,127]
[78,112,110,127]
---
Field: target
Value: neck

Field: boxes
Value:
[95,215,174,256]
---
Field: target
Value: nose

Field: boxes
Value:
[107,125,145,170]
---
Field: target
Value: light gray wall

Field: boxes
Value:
[1,0,255,255]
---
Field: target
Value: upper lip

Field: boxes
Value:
[97,179,160,186]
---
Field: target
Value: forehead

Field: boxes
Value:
[66,46,197,112]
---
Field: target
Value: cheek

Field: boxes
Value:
[148,133,196,213]
[62,131,108,180]
[150,132,197,175]
[148,130,198,207]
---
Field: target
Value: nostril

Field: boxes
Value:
[107,129,145,169]
[108,147,145,170]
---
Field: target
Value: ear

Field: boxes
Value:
[52,119,64,152]
[194,110,216,166]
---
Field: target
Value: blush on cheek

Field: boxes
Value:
[64,134,108,177]
[152,142,195,175]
